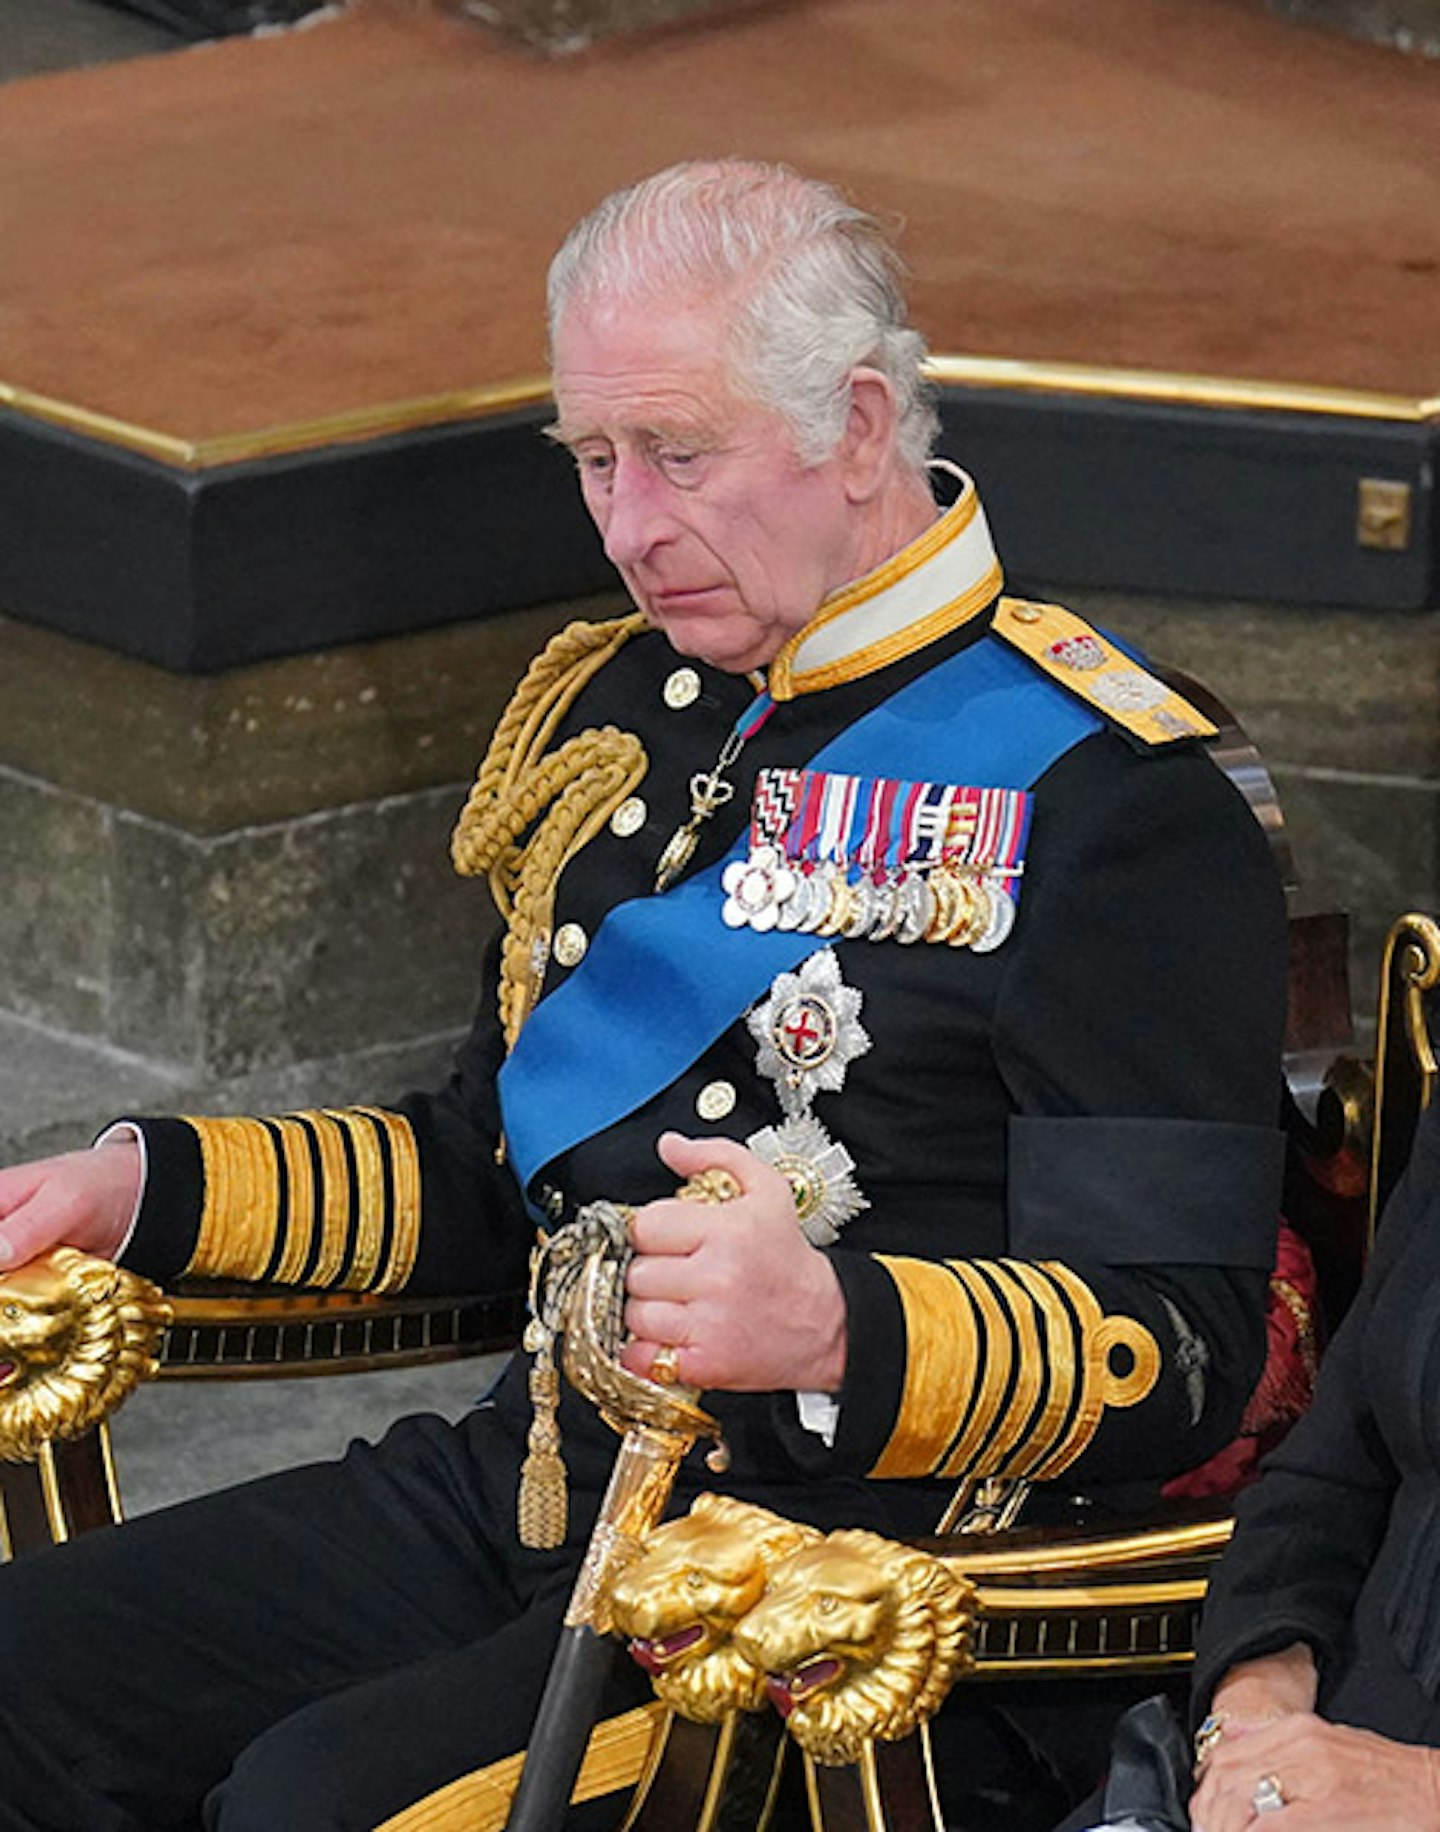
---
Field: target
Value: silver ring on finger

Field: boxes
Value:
[1252,1772,1287,1815]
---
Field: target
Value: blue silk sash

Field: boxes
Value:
[498,634,1101,1195]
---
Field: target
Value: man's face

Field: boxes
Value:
[551,294,862,674]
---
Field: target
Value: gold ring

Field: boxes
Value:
[1192,1710,1226,1774]
[1252,1772,1286,1815]
[651,1344,682,1386]
[677,1168,742,1205]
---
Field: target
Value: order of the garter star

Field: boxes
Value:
[747,948,872,1118]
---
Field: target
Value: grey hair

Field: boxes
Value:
[547,160,939,471]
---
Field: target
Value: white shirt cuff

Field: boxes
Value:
[795,1389,839,1447]
[92,1121,147,1260]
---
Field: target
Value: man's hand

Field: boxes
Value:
[621,1131,848,1394]
[0,1137,141,1269]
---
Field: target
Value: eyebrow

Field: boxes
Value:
[545,418,722,459]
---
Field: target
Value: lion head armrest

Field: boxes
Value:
[0,1249,170,1463]
[610,1496,977,1768]
[609,1494,1235,1768]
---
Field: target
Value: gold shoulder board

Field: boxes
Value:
[992,598,1217,748]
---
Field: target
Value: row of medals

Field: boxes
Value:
[723,843,1016,952]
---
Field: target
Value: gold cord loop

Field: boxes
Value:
[450,614,649,1047]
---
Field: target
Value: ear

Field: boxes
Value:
[837,367,900,502]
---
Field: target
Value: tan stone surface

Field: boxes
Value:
[0,0,1435,450]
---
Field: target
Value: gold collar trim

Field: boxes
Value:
[767,463,1003,702]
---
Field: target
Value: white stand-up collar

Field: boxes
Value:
[767,462,1003,701]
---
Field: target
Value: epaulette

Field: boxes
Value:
[992,597,1217,748]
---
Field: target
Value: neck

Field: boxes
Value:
[846,467,941,582]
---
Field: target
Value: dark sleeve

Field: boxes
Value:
[785,735,1288,1488]
[117,934,532,1298]
[1190,1106,1440,1715]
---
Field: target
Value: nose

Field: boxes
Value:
[596,457,672,570]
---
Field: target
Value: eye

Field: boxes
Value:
[685,1570,704,1589]
[573,446,615,483]
[2,1304,18,1320]
[656,448,702,484]
[816,1594,837,1615]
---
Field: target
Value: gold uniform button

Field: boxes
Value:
[1010,602,1043,624]
[610,796,647,838]
[663,667,702,709]
[695,1080,737,1121]
[553,922,589,968]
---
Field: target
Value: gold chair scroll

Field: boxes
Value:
[1368,910,1440,1237]
[0,1250,169,1554]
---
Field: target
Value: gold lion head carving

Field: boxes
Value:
[731,1527,975,1766]
[609,1493,820,1720]
[0,1249,171,1462]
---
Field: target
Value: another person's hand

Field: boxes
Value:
[0,1136,141,1269]
[1192,1681,1440,1829]
[621,1130,847,1394]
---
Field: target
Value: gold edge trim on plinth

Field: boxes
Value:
[924,355,1440,426]
[0,374,554,472]
[3,353,1435,475]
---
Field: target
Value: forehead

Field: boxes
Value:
[550,291,751,440]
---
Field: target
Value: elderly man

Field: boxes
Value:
[0,160,1286,1831]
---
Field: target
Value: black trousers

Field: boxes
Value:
[0,1397,1112,1832]
[0,1406,650,1832]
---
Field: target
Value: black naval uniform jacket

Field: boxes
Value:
[1192,1101,1440,1744]
[117,583,1287,1556]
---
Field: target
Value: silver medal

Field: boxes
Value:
[796,867,830,935]
[971,880,1017,953]
[867,875,903,942]
[775,869,811,931]
[896,872,934,945]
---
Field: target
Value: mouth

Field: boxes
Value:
[0,1363,15,1388]
[646,582,730,611]
[627,1624,707,1674]
[764,1657,842,1716]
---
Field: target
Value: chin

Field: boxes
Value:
[651,615,770,676]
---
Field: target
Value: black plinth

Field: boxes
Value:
[0,378,1433,675]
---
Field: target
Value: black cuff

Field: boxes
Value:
[113,1115,204,1283]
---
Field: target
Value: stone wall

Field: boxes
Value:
[0,597,581,1150]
